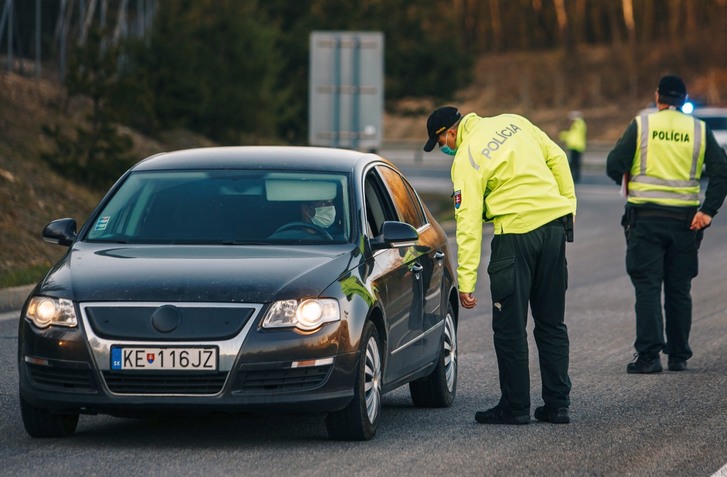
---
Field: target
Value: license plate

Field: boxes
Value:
[111,346,218,371]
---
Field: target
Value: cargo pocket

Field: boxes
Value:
[625,226,644,276]
[487,257,516,302]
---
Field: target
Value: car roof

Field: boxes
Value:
[691,107,727,118]
[131,146,390,173]
[636,106,727,119]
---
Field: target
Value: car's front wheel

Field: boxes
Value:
[326,321,382,440]
[20,396,79,437]
[409,304,457,407]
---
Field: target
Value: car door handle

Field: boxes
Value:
[434,251,445,260]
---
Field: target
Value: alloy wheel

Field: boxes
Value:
[364,336,382,423]
[443,312,457,392]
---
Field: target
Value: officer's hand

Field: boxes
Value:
[690,211,712,231]
[459,292,477,309]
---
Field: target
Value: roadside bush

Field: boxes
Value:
[42,28,134,190]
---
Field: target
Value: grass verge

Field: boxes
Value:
[1,264,50,288]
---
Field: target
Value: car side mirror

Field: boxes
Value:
[42,218,78,247]
[371,221,418,250]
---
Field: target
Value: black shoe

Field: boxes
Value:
[534,406,570,424]
[668,358,687,371]
[626,353,663,374]
[475,406,530,425]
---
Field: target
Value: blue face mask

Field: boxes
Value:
[440,145,457,156]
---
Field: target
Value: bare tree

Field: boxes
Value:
[489,0,503,52]
[530,0,545,49]
[79,0,98,46]
[605,1,623,48]
[552,0,570,51]
[112,0,129,44]
[622,0,636,47]
[669,0,682,42]
[622,0,638,101]
[639,0,655,43]
[573,0,586,46]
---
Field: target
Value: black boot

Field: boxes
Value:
[534,406,570,424]
[626,353,663,374]
[668,358,687,371]
[475,406,530,425]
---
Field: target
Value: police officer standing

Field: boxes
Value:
[559,111,587,183]
[423,106,576,425]
[607,75,727,374]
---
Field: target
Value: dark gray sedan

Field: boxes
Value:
[18,146,459,440]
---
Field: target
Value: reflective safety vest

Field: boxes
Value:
[450,113,576,292]
[559,117,587,152]
[628,109,706,207]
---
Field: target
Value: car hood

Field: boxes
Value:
[39,243,360,303]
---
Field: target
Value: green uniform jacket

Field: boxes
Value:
[606,110,727,217]
[451,113,577,293]
[559,117,587,152]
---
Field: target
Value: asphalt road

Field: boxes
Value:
[1,157,726,476]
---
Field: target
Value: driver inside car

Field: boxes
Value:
[303,199,336,229]
[269,198,342,241]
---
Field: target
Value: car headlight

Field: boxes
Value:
[25,297,78,329]
[262,298,340,331]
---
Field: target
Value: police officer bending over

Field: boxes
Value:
[424,106,576,425]
[607,75,727,374]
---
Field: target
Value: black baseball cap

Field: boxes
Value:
[423,106,462,152]
[657,75,687,105]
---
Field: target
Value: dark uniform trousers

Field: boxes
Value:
[568,149,582,183]
[625,209,699,361]
[487,219,571,416]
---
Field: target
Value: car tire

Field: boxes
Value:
[20,396,79,438]
[409,304,457,407]
[325,321,382,441]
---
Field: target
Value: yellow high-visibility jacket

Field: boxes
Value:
[451,113,577,293]
[628,109,706,207]
[559,117,587,153]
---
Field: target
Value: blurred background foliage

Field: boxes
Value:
[10,0,724,142]
[4,0,727,189]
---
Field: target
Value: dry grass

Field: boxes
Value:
[0,73,213,282]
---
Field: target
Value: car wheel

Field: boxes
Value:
[409,304,457,407]
[20,396,79,438]
[325,321,382,440]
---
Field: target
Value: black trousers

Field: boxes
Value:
[487,219,571,415]
[568,149,582,182]
[625,214,699,361]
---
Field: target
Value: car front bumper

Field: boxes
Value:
[18,305,359,415]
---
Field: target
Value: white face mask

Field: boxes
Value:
[311,205,336,228]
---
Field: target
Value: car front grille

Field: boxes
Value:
[235,365,331,393]
[26,363,97,393]
[102,371,228,395]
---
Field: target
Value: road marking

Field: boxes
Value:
[713,463,727,477]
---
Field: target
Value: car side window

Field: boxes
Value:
[376,165,427,229]
[364,170,398,237]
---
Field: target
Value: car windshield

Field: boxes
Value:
[85,170,352,245]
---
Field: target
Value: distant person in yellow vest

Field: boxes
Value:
[423,106,576,425]
[559,111,587,183]
[606,75,727,374]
